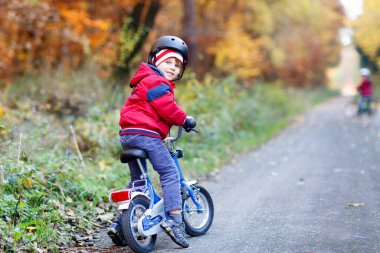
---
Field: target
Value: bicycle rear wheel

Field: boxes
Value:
[182,185,214,236]
[121,196,157,253]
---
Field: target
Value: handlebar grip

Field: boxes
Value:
[168,127,199,143]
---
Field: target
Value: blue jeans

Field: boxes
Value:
[358,96,372,114]
[120,134,182,213]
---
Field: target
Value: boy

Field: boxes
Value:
[357,68,373,115]
[108,35,196,248]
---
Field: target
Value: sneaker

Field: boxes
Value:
[107,222,127,246]
[160,219,189,248]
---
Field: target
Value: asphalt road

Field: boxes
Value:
[70,96,380,253]
[159,96,380,253]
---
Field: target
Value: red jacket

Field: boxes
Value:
[119,63,187,139]
[358,78,373,97]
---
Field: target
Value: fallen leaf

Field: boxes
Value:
[97,212,114,222]
[27,226,37,233]
[347,202,365,207]
[23,178,32,189]
[66,208,75,216]
[0,106,5,118]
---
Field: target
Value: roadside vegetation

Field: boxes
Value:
[0,69,338,252]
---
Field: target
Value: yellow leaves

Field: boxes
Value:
[23,178,32,189]
[27,226,37,233]
[97,159,115,172]
[0,105,5,119]
[267,0,344,86]
[98,159,107,171]
[210,0,344,84]
[214,24,265,79]
[354,0,380,66]
[66,208,75,216]
[76,173,84,180]
[246,1,274,35]
[270,46,286,68]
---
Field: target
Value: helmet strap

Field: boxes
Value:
[151,54,156,65]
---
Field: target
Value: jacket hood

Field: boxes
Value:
[130,63,175,88]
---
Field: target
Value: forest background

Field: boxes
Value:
[0,0,379,252]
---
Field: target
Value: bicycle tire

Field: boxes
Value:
[121,196,157,253]
[182,185,214,236]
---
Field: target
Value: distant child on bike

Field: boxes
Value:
[357,68,373,115]
[108,35,196,248]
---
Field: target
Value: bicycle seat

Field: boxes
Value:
[120,148,148,163]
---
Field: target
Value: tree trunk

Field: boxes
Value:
[115,0,161,81]
[182,0,197,69]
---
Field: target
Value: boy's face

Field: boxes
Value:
[157,58,182,81]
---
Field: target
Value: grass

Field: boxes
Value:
[0,71,339,252]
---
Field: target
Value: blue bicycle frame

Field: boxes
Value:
[173,155,204,212]
[140,135,205,231]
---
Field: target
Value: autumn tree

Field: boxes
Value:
[353,0,380,71]
[213,0,274,80]
[154,0,344,86]
[114,0,161,78]
[271,0,344,86]
[0,0,160,81]
[1,0,344,87]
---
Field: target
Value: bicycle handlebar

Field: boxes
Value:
[168,127,198,143]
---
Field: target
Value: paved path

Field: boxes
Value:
[181,96,380,253]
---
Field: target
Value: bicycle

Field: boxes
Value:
[344,95,378,118]
[357,96,378,116]
[109,127,214,253]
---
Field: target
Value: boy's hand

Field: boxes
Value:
[182,116,196,132]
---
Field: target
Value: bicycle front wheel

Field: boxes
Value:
[182,185,214,236]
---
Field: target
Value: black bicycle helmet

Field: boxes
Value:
[148,35,189,79]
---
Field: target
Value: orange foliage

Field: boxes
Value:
[0,0,344,87]
[0,0,142,80]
